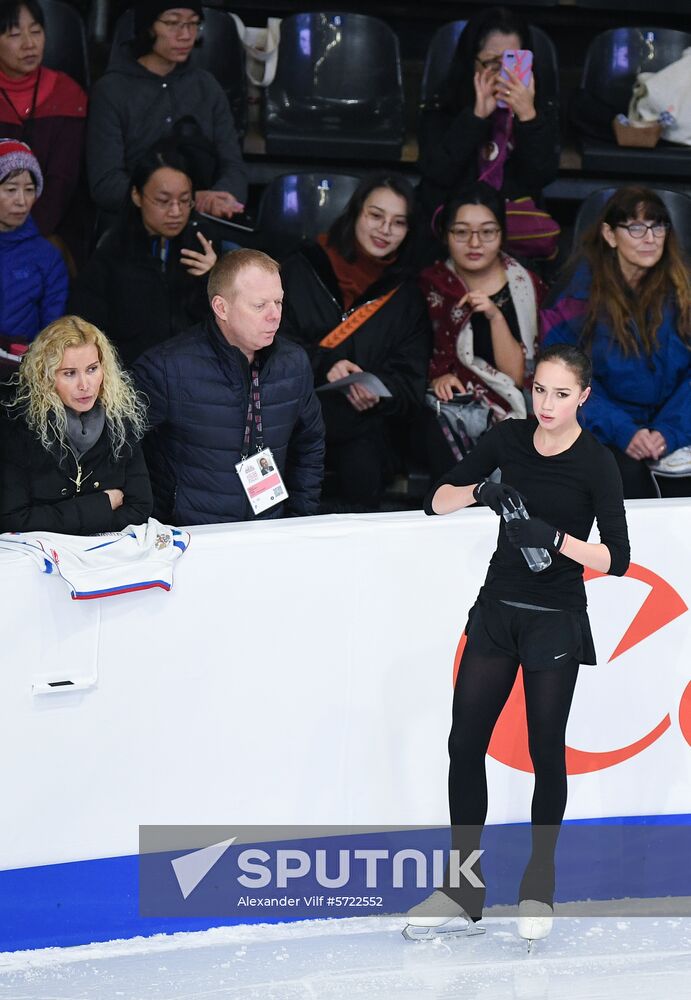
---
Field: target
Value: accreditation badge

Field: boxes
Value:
[235,448,288,515]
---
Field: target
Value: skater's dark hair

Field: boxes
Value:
[536,343,592,390]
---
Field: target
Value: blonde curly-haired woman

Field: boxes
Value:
[0,315,152,533]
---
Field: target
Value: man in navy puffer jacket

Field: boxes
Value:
[133,249,325,525]
[0,139,67,370]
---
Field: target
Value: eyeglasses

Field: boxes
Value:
[364,208,409,234]
[447,225,501,244]
[616,222,669,240]
[142,193,194,211]
[155,18,202,35]
[475,56,503,72]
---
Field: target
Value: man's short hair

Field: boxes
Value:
[207,249,280,304]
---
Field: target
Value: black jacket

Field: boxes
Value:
[417,104,560,220]
[132,318,325,525]
[0,415,152,534]
[278,243,431,441]
[87,44,247,213]
[68,219,212,366]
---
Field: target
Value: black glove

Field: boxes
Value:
[505,516,566,553]
[472,479,525,516]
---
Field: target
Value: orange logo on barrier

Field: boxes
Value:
[451,564,688,774]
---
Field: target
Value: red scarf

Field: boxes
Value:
[317,233,394,311]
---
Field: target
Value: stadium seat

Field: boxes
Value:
[263,12,405,160]
[111,6,247,137]
[41,0,90,90]
[420,21,559,115]
[578,28,691,177]
[256,172,361,258]
[573,187,691,256]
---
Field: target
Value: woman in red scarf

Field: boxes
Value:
[0,1,86,238]
[420,182,545,476]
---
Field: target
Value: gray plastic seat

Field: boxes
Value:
[41,0,89,90]
[579,28,691,177]
[111,6,247,136]
[263,12,405,160]
[256,172,361,258]
[573,187,691,256]
[420,21,559,115]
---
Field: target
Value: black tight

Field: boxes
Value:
[446,642,579,915]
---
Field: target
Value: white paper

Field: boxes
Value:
[317,372,392,398]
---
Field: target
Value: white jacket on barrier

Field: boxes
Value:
[0,518,190,600]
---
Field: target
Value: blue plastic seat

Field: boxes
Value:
[256,172,361,258]
[263,12,405,160]
[41,0,90,90]
[578,28,691,177]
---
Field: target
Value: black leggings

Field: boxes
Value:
[446,640,579,917]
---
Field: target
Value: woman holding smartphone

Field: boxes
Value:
[417,6,559,262]
[405,343,630,946]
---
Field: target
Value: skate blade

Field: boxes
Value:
[402,918,486,942]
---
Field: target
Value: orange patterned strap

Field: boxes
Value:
[318,287,400,349]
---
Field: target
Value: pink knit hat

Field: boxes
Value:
[0,139,43,196]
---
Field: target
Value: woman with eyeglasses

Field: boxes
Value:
[420,183,545,476]
[417,6,559,264]
[542,186,691,498]
[69,144,216,366]
[87,1,247,221]
[278,172,431,511]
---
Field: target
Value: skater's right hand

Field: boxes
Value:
[472,479,525,516]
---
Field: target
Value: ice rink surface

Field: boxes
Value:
[1,914,691,1000]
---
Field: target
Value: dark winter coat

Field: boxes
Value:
[0,68,87,237]
[0,216,68,348]
[0,414,152,534]
[417,104,560,220]
[132,318,325,525]
[86,44,247,213]
[68,218,212,366]
[277,243,431,442]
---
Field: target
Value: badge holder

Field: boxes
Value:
[235,447,287,515]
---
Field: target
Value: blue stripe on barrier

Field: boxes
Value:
[1,814,689,952]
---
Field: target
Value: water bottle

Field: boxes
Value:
[501,499,552,573]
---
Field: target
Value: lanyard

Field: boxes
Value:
[241,364,263,460]
[0,67,41,127]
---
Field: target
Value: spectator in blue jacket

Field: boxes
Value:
[541,187,691,498]
[0,138,68,373]
[133,248,325,524]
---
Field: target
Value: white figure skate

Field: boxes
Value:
[402,890,485,941]
[517,899,553,952]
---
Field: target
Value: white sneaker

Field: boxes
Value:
[649,445,691,476]
[517,899,553,949]
[402,890,485,941]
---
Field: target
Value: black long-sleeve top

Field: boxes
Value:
[424,418,630,612]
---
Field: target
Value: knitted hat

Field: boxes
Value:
[0,139,43,196]
[134,2,204,35]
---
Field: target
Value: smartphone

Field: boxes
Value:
[496,49,533,109]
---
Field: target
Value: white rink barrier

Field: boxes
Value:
[2,500,690,877]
